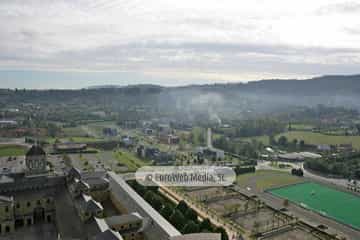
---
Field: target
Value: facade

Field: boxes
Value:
[159,134,180,145]
[0,145,222,240]
[196,147,225,161]
[103,128,118,137]
[25,145,47,175]
[0,145,61,236]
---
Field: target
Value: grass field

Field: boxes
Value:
[291,124,314,131]
[277,131,360,149]
[113,150,150,171]
[62,126,87,137]
[236,170,305,192]
[238,135,270,145]
[270,182,360,229]
[0,144,28,157]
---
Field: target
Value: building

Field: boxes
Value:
[169,233,221,240]
[0,145,221,240]
[337,144,353,152]
[159,134,180,145]
[103,128,118,137]
[277,152,322,162]
[195,147,225,161]
[0,120,17,128]
[25,145,48,175]
[107,173,221,240]
[0,145,63,236]
[54,143,87,154]
[121,136,135,148]
[317,144,331,152]
[143,128,154,135]
[153,152,176,166]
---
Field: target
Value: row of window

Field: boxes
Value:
[3,198,52,212]
[16,199,52,209]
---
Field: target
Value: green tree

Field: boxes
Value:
[176,200,189,214]
[160,203,174,219]
[152,195,164,211]
[215,227,229,240]
[199,218,213,232]
[144,191,155,204]
[170,210,186,230]
[278,136,288,146]
[182,220,200,234]
[185,208,198,222]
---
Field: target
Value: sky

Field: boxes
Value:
[1,0,360,89]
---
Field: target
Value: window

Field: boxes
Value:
[27,202,31,207]
[37,200,41,205]
[5,206,9,212]
[46,198,51,204]
[16,203,20,209]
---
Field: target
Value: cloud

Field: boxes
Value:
[317,1,360,15]
[0,0,360,87]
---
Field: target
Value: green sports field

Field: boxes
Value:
[269,182,360,229]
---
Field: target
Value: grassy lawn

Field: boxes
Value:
[236,170,305,192]
[270,182,360,229]
[62,126,87,137]
[191,127,206,146]
[66,136,104,142]
[277,131,360,149]
[238,135,270,145]
[113,150,150,172]
[0,144,28,157]
[291,124,314,131]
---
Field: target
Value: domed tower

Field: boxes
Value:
[25,145,47,175]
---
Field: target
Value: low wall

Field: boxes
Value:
[107,172,181,240]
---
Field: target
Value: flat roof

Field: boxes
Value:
[108,172,181,237]
[105,213,142,226]
[0,156,26,174]
[170,233,221,240]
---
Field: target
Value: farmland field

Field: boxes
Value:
[277,131,360,149]
[269,182,360,229]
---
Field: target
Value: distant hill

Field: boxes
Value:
[1,74,360,117]
[85,74,360,95]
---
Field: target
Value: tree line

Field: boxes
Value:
[129,180,229,240]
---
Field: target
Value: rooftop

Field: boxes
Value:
[170,233,221,240]
[105,213,143,227]
[26,145,46,157]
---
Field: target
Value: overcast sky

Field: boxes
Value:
[1,0,360,89]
